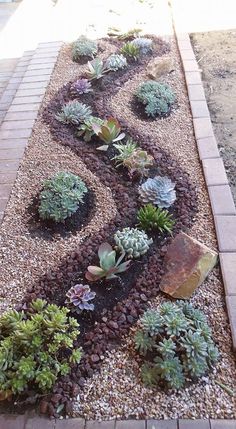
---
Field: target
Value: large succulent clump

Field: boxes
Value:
[136,80,176,117]
[139,175,176,208]
[65,284,96,314]
[114,227,153,259]
[131,37,153,54]
[55,100,92,126]
[106,54,127,71]
[72,35,98,61]
[70,79,92,96]
[134,301,219,389]
[38,171,88,223]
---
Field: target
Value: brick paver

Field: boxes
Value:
[1,119,35,129]
[214,215,236,252]
[0,147,25,159]
[86,421,115,429]
[190,100,210,118]
[0,138,28,149]
[208,185,236,215]
[220,253,236,295]
[0,414,26,429]
[56,418,85,429]
[147,420,178,428]
[197,136,219,160]
[115,420,145,429]
[8,103,40,112]
[226,296,236,350]
[178,420,210,429]
[16,88,46,97]
[12,95,43,105]
[210,420,236,428]
[4,111,38,121]
[202,158,228,186]
[25,416,56,429]
[185,71,202,85]
[193,117,214,139]
[0,129,32,139]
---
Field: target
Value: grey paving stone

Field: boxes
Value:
[0,160,20,172]
[1,119,35,129]
[12,95,43,105]
[147,420,177,428]
[86,421,115,429]
[0,172,18,183]
[115,421,145,429]
[56,418,85,428]
[193,117,214,139]
[220,253,236,295]
[202,158,228,186]
[0,129,32,139]
[179,420,210,428]
[197,136,219,160]
[0,138,28,149]
[214,215,236,252]
[190,100,210,118]
[210,420,236,428]
[180,49,196,60]
[21,75,50,83]
[208,185,236,215]
[0,414,26,429]
[183,59,199,71]
[226,296,236,350]
[0,184,12,198]
[185,71,202,85]
[8,103,40,112]
[4,111,38,121]
[16,88,46,97]
[23,67,54,77]
[25,416,56,429]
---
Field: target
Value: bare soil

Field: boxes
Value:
[191,30,236,202]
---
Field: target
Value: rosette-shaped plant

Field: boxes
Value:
[139,176,176,208]
[123,149,154,177]
[131,37,153,54]
[92,117,125,151]
[106,54,127,71]
[85,58,108,80]
[55,100,92,126]
[65,284,96,314]
[114,227,153,259]
[77,116,104,142]
[70,79,92,96]
[136,80,175,117]
[72,35,98,61]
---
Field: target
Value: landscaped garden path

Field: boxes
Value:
[0,0,235,427]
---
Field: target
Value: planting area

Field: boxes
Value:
[0,31,236,421]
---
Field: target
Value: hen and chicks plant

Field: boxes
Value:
[139,176,176,208]
[106,54,127,71]
[136,80,176,117]
[0,299,82,401]
[134,301,219,389]
[72,35,98,61]
[56,100,92,126]
[65,284,96,314]
[114,227,153,259]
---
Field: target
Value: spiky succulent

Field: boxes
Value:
[72,35,98,61]
[85,242,131,282]
[76,116,104,142]
[112,139,138,167]
[107,27,142,41]
[85,58,108,80]
[134,301,219,390]
[55,100,92,126]
[136,80,176,117]
[92,117,125,151]
[38,171,88,222]
[131,37,153,54]
[70,79,93,96]
[106,54,127,71]
[114,227,153,259]
[123,149,154,177]
[137,204,175,233]
[120,42,140,61]
[65,284,96,314]
[139,176,176,208]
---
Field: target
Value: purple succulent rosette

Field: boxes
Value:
[66,283,96,314]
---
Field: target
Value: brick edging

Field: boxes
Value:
[172,26,236,349]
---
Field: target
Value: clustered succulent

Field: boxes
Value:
[139,175,176,208]
[137,204,175,233]
[106,54,127,71]
[38,171,88,223]
[77,116,104,142]
[92,117,125,151]
[136,80,176,117]
[72,35,98,61]
[131,37,153,54]
[113,139,138,166]
[0,299,82,400]
[114,227,153,259]
[123,148,154,177]
[120,41,140,61]
[66,284,96,314]
[55,100,92,125]
[85,242,131,282]
[134,301,219,389]
[70,79,93,96]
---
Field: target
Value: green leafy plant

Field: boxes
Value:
[112,139,138,167]
[55,100,92,126]
[76,116,104,142]
[72,35,98,61]
[38,171,88,223]
[107,27,142,41]
[0,299,82,401]
[136,80,176,117]
[85,58,108,80]
[120,42,140,61]
[106,54,127,71]
[137,204,175,233]
[92,117,125,151]
[134,301,219,389]
[85,242,131,282]
[123,148,154,177]
[139,175,176,208]
[114,227,153,259]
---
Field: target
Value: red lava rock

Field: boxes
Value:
[50,394,62,404]
[107,321,119,330]
[39,400,48,414]
[90,354,100,363]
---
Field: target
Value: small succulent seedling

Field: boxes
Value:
[131,37,153,55]
[85,242,131,282]
[76,116,104,142]
[107,27,142,41]
[92,117,125,151]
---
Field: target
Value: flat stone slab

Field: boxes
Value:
[147,420,178,428]
[179,420,210,429]
[220,253,236,295]
[208,185,236,215]
[226,296,236,350]
[214,216,236,252]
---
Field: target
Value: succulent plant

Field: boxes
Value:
[107,27,142,41]
[131,37,153,54]
[92,117,125,151]
[114,227,153,259]
[136,80,176,117]
[106,54,127,71]
[134,301,219,389]
[72,35,98,61]
[123,149,154,177]
[137,204,175,233]
[55,100,92,126]
[85,242,131,282]
[65,284,96,314]
[70,79,93,96]
[112,139,138,167]
[139,176,176,208]
[76,116,104,142]
[85,58,108,80]
[120,42,140,61]
[38,171,88,222]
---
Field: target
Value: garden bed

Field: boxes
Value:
[0,33,235,420]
